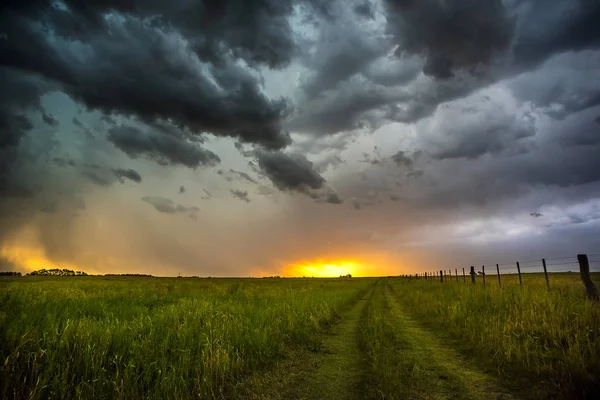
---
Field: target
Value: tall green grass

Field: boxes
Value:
[390,273,600,398]
[0,277,371,399]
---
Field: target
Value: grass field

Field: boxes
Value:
[1,274,598,399]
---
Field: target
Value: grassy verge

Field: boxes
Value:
[359,281,509,399]
[234,284,374,399]
[389,275,600,399]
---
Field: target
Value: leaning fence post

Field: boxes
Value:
[542,259,550,290]
[516,262,523,288]
[470,266,476,283]
[439,270,443,283]
[482,265,486,287]
[455,268,458,283]
[462,267,466,283]
[496,264,501,288]
[577,254,599,301]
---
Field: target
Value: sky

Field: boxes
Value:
[1,0,600,277]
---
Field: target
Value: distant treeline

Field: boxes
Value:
[0,271,22,276]
[28,269,88,276]
[104,273,153,277]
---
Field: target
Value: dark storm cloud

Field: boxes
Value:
[301,22,386,99]
[107,125,220,168]
[113,168,143,184]
[42,113,59,127]
[256,150,326,192]
[141,196,199,220]
[511,0,600,71]
[383,0,515,79]
[354,2,375,19]
[509,51,600,120]
[1,1,295,150]
[230,189,251,203]
[0,68,50,216]
[288,81,398,135]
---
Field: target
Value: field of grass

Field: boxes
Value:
[1,273,598,399]
[0,277,371,399]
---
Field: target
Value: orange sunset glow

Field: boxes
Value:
[283,256,401,277]
[0,245,79,273]
[288,259,359,277]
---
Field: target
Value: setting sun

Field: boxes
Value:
[286,259,361,277]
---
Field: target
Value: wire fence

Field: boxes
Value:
[400,253,600,298]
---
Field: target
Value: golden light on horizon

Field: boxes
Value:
[0,245,78,273]
[286,259,362,277]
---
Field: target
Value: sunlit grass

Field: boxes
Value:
[0,276,371,399]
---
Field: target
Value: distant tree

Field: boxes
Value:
[28,268,87,276]
[0,271,21,276]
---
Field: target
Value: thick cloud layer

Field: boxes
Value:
[108,125,220,168]
[1,0,600,276]
[384,0,515,78]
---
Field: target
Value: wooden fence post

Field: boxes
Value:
[455,268,458,283]
[462,267,466,283]
[577,254,599,301]
[470,266,476,283]
[542,259,550,290]
[516,262,523,288]
[496,264,501,288]
[439,270,443,283]
[482,265,486,287]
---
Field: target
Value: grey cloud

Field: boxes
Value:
[391,151,413,168]
[287,79,399,135]
[354,2,375,19]
[113,168,143,184]
[142,196,178,214]
[324,191,344,204]
[82,171,112,187]
[2,2,293,150]
[509,50,600,119]
[42,113,58,127]
[511,0,600,72]
[415,88,536,160]
[314,153,345,173]
[108,125,220,168]
[256,150,326,193]
[384,0,515,79]
[230,169,259,184]
[142,196,199,220]
[301,19,386,99]
[364,55,424,87]
[549,107,600,148]
[230,189,251,203]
